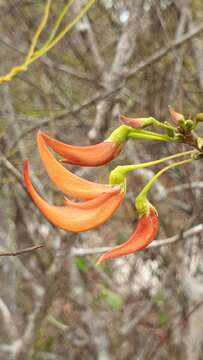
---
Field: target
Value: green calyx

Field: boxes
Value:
[178,118,195,133]
[184,120,195,131]
[107,124,179,146]
[109,166,125,186]
[109,167,127,192]
[107,125,131,145]
[135,195,152,216]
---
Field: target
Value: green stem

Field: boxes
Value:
[25,0,52,64]
[152,118,176,131]
[140,116,176,131]
[128,129,180,143]
[138,158,193,198]
[33,0,76,57]
[107,125,173,144]
[108,125,182,148]
[29,0,96,64]
[135,157,194,215]
[109,150,194,186]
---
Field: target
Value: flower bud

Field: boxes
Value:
[120,115,154,129]
[168,106,184,126]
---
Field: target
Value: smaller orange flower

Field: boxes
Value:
[23,161,124,232]
[96,207,158,264]
[40,130,122,167]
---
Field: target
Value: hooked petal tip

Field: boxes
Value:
[96,207,158,264]
[96,257,104,266]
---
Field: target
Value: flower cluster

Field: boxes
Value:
[24,109,199,264]
[24,132,124,233]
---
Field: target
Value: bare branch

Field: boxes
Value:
[128,21,203,79]
[0,244,44,257]
[0,155,24,189]
[157,181,203,200]
[71,223,203,257]
[0,298,18,341]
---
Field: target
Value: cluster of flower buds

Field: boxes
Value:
[24,108,201,264]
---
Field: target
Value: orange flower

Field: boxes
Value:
[37,131,119,200]
[39,130,122,167]
[96,207,158,264]
[23,161,124,232]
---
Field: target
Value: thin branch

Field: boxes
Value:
[0,244,44,257]
[0,36,94,82]
[7,22,203,150]
[8,87,122,151]
[150,223,203,248]
[70,223,203,257]
[88,2,143,141]
[0,154,25,190]
[0,298,18,340]
[157,181,203,199]
[128,21,203,79]
[71,246,114,257]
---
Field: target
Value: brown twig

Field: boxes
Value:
[0,244,44,257]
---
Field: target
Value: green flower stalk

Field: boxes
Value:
[109,150,194,187]
[135,157,194,216]
[97,151,197,265]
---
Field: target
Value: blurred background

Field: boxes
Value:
[0,0,203,359]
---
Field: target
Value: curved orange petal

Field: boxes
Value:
[40,130,121,167]
[37,131,119,200]
[64,195,113,209]
[96,208,158,264]
[24,161,124,232]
